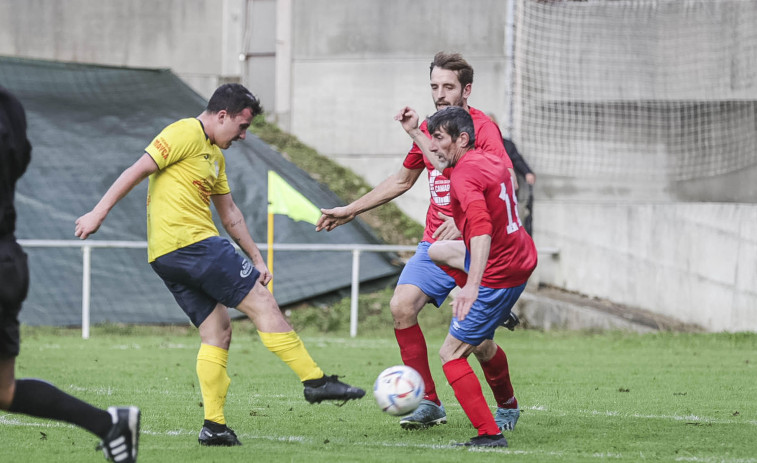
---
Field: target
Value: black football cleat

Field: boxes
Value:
[501,312,520,331]
[198,425,242,446]
[303,375,366,404]
[455,433,508,448]
[98,406,140,463]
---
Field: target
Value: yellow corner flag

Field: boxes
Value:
[267,170,321,225]
[266,170,322,294]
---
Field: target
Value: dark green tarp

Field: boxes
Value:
[0,57,401,326]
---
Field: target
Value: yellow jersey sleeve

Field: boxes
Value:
[144,118,230,261]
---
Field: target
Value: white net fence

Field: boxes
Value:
[510,0,757,193]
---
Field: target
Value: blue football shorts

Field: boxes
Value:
[396,241,457,307]
[448,248,527,345]
[150,236,259,327]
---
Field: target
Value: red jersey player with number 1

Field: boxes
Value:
[404,105,537,447]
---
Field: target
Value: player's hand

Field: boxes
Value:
[525,173,536,185]
[394,106,420,136]
[74,210,106,240]
[509,168,518,191]
[432,213,462,240]
[254,262,273,286]
[316,206,355,232]
[452,284,479,321]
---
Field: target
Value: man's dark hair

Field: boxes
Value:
[426,106,475,149]
[429,52,474,89]
[206,83,262,117]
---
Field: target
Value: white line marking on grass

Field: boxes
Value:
[162,343,195,349]
[522,405,757,426]
[675,458,757,463]
[0,418,530,455]
[5,412,755,462]
[66,385,114,396]
[582,409,757,426]
[36,344,62,349]
[0,414,75,429]
[145,428,310,443]
[111,344,142,350]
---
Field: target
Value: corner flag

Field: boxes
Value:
[267,170,321,225]
[266,170,322,293]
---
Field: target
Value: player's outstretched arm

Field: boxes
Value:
[315,165,422,232]
[394,106,447,174]
[75,153,157,240]
[212,193,272,285]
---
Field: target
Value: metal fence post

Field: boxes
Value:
[349,249,361,338]
[17,239,557,340]
[81,244,91,339]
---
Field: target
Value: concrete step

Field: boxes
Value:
[513,285,704,333]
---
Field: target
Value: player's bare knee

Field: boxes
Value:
[389,294,420,328]
[473,340,497,363]
[439,345,461,364]
[390,296,412,324]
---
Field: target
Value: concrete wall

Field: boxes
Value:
[1,0,754,332]
[0,0,249,103]
[0,0,509,220]
[534,201,757,332]
[288,0,509,220]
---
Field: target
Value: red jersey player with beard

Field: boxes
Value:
[318,52,519,431]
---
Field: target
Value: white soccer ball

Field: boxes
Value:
[373,365,425,416]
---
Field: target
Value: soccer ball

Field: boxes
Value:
[373,365,425,416]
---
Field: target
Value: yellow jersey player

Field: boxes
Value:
[75,83,364,447]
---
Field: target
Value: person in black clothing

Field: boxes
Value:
[502,138,535,236]
[502,138,535,189]
[0,86,140,463]
[486,114,536,235]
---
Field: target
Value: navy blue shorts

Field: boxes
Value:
[396,241,457,307]
[150,236,259,327]
[0,240,28,357]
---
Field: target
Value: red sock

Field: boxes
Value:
[443,358,500,436]
[480,345,518,409]
[395,324,439,405]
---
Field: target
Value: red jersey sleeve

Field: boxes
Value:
[465,200,493,239]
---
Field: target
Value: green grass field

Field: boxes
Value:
[2,321,755,463]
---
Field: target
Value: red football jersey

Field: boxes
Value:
[450,149,537,288]
[402,107,511,243]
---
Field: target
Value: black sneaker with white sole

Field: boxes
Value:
[303,375,365,404]
[99,406,140,463]
[198,425,242,446]
[455,433,508,448]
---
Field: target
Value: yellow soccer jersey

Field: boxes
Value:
[144,118,231,262]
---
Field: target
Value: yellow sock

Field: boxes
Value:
[258,331,324,382]
[196,344,231,425]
